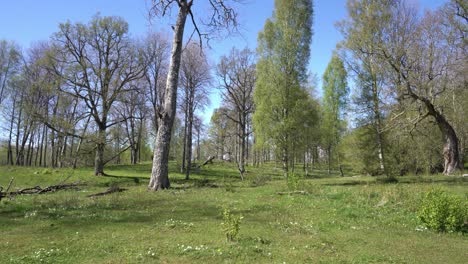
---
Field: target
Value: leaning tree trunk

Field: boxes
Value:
[435,113,461,175]
[149,4,188,191]
[423,98,461,175]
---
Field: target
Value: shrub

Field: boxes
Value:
[417,188,467,233]
[287,172,302,191]
[221,207,243,241]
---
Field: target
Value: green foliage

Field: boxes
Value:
[418,188,467,233]
[322,54,348,140]
[287,172,302,191]
[221,207,243,242]
[341,126,381,175]
[253,0,314,177]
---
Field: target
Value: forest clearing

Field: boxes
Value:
[1,162,467,263]
[0,0,467,263]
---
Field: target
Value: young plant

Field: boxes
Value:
[221,207,243,242]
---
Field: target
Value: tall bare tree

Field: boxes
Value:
[179,43,211,180]
[216,47,255,179]
[148,0,239,190]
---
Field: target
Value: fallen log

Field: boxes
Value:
[87,186,127,198]
[197,156,215,168]
[0,181,83,200]
[276,191,309,195]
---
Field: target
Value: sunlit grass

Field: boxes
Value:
[0,162,467,263]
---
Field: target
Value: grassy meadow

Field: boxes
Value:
[0,162,467,263]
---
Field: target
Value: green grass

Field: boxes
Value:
[0,162,467,263]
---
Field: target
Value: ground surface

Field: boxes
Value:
[0,162,467,263]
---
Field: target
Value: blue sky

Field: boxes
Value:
[0,0,445,124]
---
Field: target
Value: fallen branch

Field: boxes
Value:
[0,181,83,200]
[87,186,127,198]
[276,191,309,195]
[197,156,215,168]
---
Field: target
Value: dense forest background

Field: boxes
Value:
[0,0,466,182]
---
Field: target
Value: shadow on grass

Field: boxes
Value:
[101,174,149,185]
[323,181,373,186]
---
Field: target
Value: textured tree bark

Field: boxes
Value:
[436,113,461,175]
[418,97,461,175]
[149,3,189,190]
[94,128,106,176]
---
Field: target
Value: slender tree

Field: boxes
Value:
[322,53,348,175]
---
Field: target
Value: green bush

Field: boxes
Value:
[221,207,243,242]
[417,188,467,233]
[287,172,303,191]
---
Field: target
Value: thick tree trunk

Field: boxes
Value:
[438,116,461,175]
[94,128,106,176]
[149,4,188,191]
[422,98,461,175]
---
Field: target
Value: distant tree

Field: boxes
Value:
[51,15,144,175]
[209,107,230,161]
[141,32,170,132]
[321,54,348,175]
[178,43,211,180]
[117,80,148,165]
[253,0,314,178]
[216,47,255,179]
[337,1,389,175]
[0,40,21,105]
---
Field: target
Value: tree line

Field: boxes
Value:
[0,0,466,190]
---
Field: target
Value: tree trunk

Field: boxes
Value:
[94,128,106,176]
[238,113,245,180]
[185,109,193,180]
[282,146,289,178]
[149,3,188,191]
[421,97,461,175]
[181,110,187,173]
[7,93,16,166]
[371,67,387,175]
[438,116,461,175]
[327,144,332,175]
